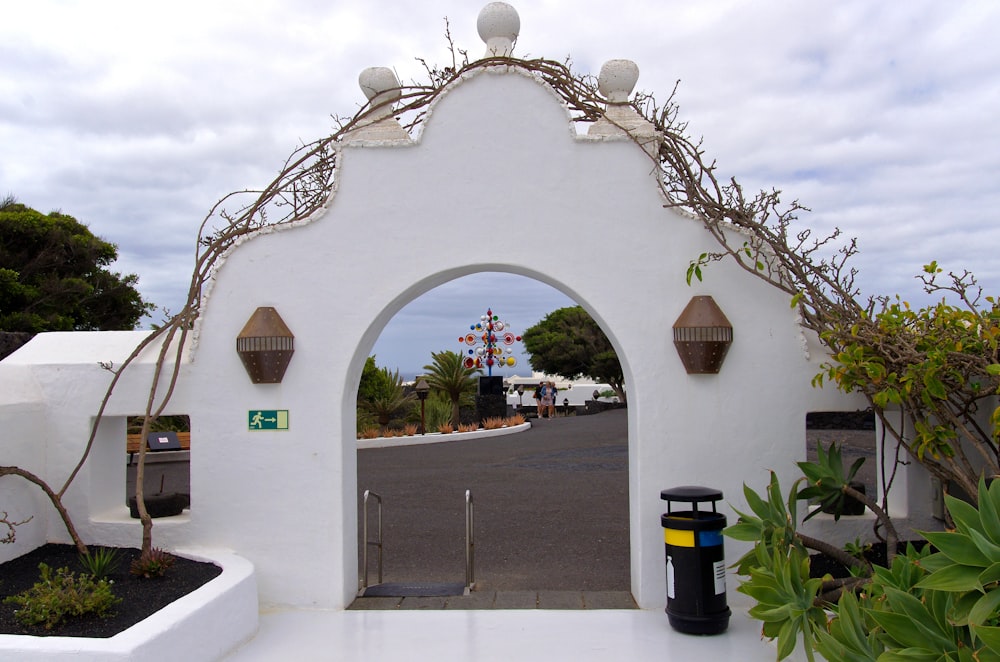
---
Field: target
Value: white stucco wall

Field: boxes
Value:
[0,65,870,610]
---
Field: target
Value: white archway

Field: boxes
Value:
[0,62,859,614]
[350,268,635,593]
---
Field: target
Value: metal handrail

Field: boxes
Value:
[465,489,475,589]
[361,489,383,590]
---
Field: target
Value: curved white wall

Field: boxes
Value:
[0,66,865,611]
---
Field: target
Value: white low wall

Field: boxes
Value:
[0,549,258,662]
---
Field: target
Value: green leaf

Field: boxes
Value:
[883,587,956,649]
[951,591,980,626]
[978,476,1000,544]
[969,589,1000,626]
[916,564,984,592]
[969,528,1000,563]
[723,522,764,542]
[748,602,792,622]
[775,618,799,661]
[878,650,945,662]
[847,456,866,482]
[972,624,1000,653]
[924,375,947,400]
[921,531,990,566]
[980,562,1000,586]
[869,610,942,653]
[743,483,771,520]
[918,551,954,573]
[945,497,987,538]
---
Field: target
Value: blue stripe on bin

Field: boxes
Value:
[698,529,723,547]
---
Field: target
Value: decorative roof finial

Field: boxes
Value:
[344,67,411,144]
[477,2,520,58]
[358,67,402,121]
[588,59,661,156]
[598,60,640,103]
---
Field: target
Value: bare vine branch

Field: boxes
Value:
[4,28,994,557]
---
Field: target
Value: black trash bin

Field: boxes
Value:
[660,486,731,635]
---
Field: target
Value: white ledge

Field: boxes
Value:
[356,421,530,450]
[0,548,258,662]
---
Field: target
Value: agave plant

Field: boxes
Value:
[810,480,1000,662]
[917,476,1000,635]
[739,540,827,662]
[796,442,865,521]
[816,543,1000,662]
[796,441,899,564]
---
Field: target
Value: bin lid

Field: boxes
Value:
[660,486,723,503]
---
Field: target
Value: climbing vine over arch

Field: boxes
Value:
[6,22,993,557]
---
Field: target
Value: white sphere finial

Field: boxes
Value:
[477,2,520,57]
[598,60,640,103]
[358,67,402,119]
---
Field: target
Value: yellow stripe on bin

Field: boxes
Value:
[664,528,695,547]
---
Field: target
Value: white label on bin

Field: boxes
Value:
[713,560,726,595]
[667,555,675,599]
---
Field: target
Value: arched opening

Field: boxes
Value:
[350,271,633,608]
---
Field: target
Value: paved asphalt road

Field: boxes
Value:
[356,409,631,592]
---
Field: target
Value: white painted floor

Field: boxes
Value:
[224,596,807,661]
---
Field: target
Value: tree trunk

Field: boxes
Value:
[0,466,88,555]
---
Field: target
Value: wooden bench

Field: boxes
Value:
[126,431,190,464]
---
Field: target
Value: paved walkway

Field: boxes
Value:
[225,594,797,661]
[223,410,805,661]
[354,409,630,597]
[350,589,637,610]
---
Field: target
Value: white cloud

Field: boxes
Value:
[3,0,998,375]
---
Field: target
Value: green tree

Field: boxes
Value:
[0,197,153,332]
[358,365,414,431]
[522,306,626,403]
[357,356,382,404]
[422,350,480,427]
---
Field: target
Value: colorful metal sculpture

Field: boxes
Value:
[458,308,521,376]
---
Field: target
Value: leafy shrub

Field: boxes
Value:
[505,413,526,426]
[129,547,175,578]
[402,423,418,436]
[3,563,120,629]
[728,464,1000,660]
[78,546,121,579]
[482,417,505,430]
[359,426,380,439]
[437,423,454,434]
[457,423,478,433]
[424,393,454,431]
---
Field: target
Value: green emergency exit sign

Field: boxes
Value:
[248,410,289,430]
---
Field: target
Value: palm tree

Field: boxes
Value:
[422,350,480,427]
[359,366,415,431]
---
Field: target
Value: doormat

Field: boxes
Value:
[362,581,467,597]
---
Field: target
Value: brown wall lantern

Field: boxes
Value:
[672,296,733,374]
[236,307,295,383]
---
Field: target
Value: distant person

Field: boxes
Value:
[540,382,554,419]
[533,382,544,417]
[547,381,558,418]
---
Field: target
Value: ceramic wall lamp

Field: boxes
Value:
[672,296,733,374]
[236,307,295,384]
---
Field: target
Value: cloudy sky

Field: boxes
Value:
[3,1,998,379]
